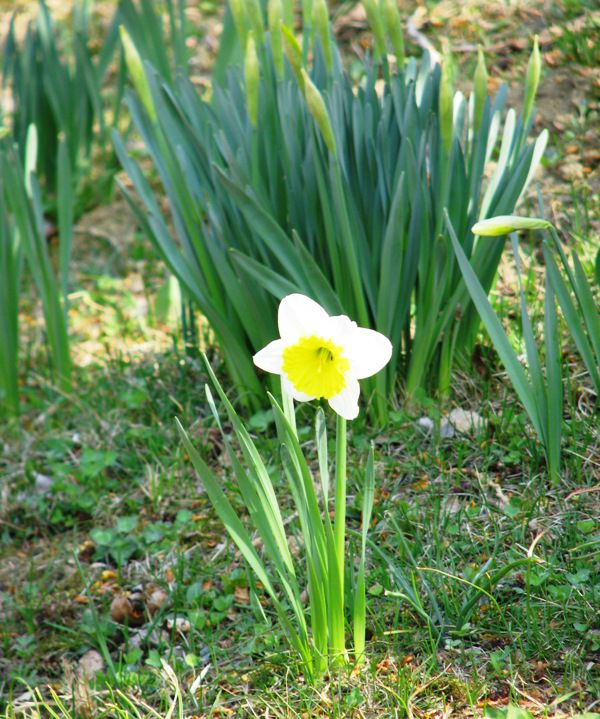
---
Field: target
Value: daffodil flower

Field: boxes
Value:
[253,294,392,420]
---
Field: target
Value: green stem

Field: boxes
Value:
[332,414,348,664]
[281,376,297,438]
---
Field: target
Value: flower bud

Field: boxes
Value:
[301,69,337,155]
[247,0,265,46]
[245,33,260,127]
[229,0,248,49]
[282,24,304,89]
[268,0,284,79]
[473,45,488,132]
[362,0,386,59]
[313,0,333,73]
[382,0,405,70]
[439,52,454,153]
[119,26,156,122]
[472,215,552,237]
[523,35,541,126]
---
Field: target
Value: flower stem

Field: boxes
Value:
[332,414,348,663]
[281,377,297,438]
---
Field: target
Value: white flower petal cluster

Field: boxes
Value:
[253,294,392,420]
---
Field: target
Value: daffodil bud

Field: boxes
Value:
[473,45,488,133]
[282,24,304,89]
[523,35,541,126]
[268,0,284,79]
[245,33,260,127]
[301,69,337,156]
[439,53,454,153]
[119,26,156,122]
[229,0,248,48]
[313,0,333,73]
[382,0,405,70]
[362,0,386,59]
[247,0,265,46]
[472,215,552,237]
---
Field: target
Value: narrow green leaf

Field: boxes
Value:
[446,212,542,438]
[544,276,562,482]
[56,136,73,319]
[544,247,600,394]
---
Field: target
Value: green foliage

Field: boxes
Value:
[89,510,193,566]
[453,214,599,482]
[379,509,533,639]
[485,706,534,719]
[177,359,377,682]
[0,133,75,416]
[1,353,598,711]
[0,159,22,417]
[449,216,563,483]
[1,134,72,407]
[544,226,600,397]
[556,11,600,67]
[1,1,598,713]
[1,0,120,202]
[118,0,188,84]
[115,9,546,417]
[0,0,128,415]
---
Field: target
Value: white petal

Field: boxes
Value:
[282,373,315,402]
[344,327,392,379]
[278,294,330,341]
[328,378,360,420]
[253,339,285,374]
[326,314,356,345]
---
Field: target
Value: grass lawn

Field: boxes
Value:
[0,0,598,717]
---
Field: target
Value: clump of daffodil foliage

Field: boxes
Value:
[116,2,547,421]
[178,294,392,682]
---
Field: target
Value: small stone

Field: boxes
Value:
[110,595,132,623]
[129,627,169,649]
[447,408,487,435]
[166,616,191,634]
[34,473,54,493]
[146,587,169,616]
[110,594,145,626]
[78,649,104,680]
[440,418,455,438]
[443,496,462,514]
[416,417,434,433]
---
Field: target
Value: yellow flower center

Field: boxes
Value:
[282,335,350,399]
